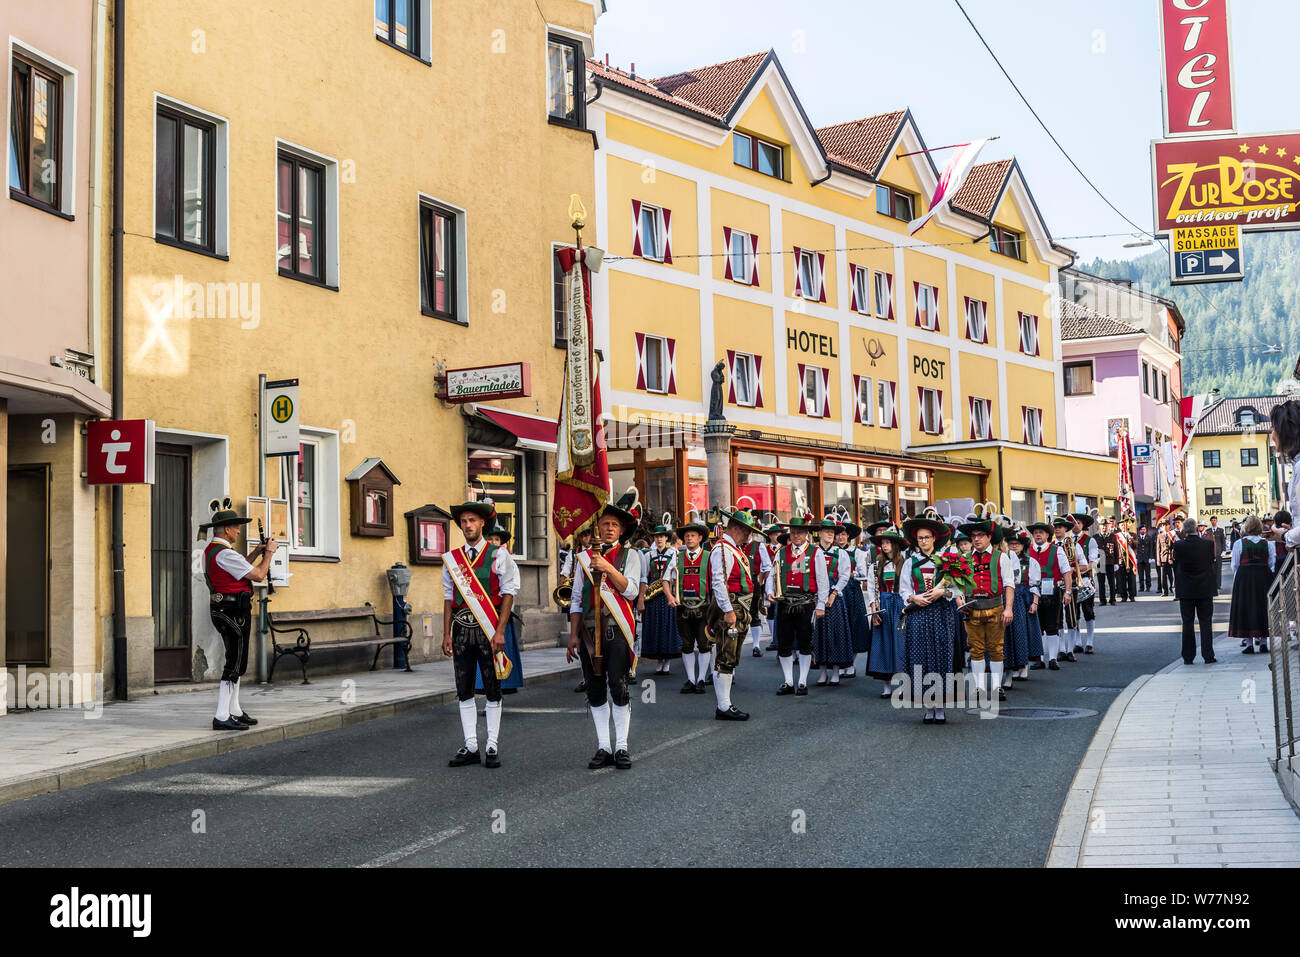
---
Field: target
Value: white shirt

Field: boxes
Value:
[898,551,956,603]
[211,541,255,581]
[645,543,678,585]
[1010,550,1043,593]
[845,547,878,607]
[1231,535,1276,574]
[567,546,643,615]
[813,545,850,611]
[1287,465,1300,549]
[969,545,1016,598]
[442,540,521,602]
[1029,540,1072,594]
[765,543,812,602]
[709,534,754,614]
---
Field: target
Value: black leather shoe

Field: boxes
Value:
[681,680,697,694]
[588,748,614,769]
[1073,645,1084,653]
[1060,652,1078,663]
[1029,661,1046,670]
[715,705,749,721]
[776,683,795,696]
[1084,647,1094,654]
[212,716,247,731]
[935,713,947,724]
[574,679,587,693]
[232,712,257,726]
[1048,660,1060,670]
[694,680,707,694]
[752,647,763,657]
[1242,645,1255,654]
[923,713,935,724]
[1204,658,1218,664]
[997,688,1007,702]
[795,684,808,696]
[614,749,632,770]
[484,747,501,768]
[449,747,481,767]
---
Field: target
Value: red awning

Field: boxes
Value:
[468,405,558,452]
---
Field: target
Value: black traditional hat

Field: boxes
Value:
[1052,516,1073,530]
[599,487,641,542]
[901,517,951,547]
[840,521,862,541]
[488,523,512,546]
[718,506,764,535]
[198,497,252,535]
[1027,521,1053,535]
[450,500,495,523]
[872,524,909,548]
[1070,512,1096,529]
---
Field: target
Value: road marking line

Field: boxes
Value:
[495,707,588,714]
[357,826,466,868]
[591,725,719,775]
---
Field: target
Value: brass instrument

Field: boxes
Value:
[592,542,612,676]
[552,575,574,611]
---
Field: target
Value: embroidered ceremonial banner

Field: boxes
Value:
[446,546,501,637]
[554,246,610,541]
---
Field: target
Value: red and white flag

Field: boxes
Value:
[908,138,990,236]
[553,245,610,541]
[1117,428,1136,521]
[1178,394,1209,453]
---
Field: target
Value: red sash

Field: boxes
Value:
[446,546,501,635]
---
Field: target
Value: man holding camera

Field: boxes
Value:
[200,501,278,731]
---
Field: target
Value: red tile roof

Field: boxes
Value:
[652,52,769,121]
[949,159,1013,220]
[1058,298,1143,340]
[587,59,724,121]
[815,112,907,177]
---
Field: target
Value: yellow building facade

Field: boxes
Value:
[96,0,603,691]
[1185,396,1290,522]
[588,49,1112,527]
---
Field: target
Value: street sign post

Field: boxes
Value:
[1170,224,1244,283]
[262,378,300,457]
[86,419,156,485]
[1132,443,1152,465]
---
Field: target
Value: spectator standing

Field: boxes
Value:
[1135,524,1153,592]
[1173,516,1218,665]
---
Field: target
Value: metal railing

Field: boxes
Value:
[1267,551,1300,765]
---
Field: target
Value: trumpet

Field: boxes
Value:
[552,576,574,610]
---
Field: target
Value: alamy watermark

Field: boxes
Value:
[2,666,104,719]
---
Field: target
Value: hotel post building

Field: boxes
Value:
[586,50,1117,528]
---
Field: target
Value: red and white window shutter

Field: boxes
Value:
[635,331,647,390]
[819,366,830,416]
[914,282,939,329]
[722,226,733,280]
[749,235,760,286]
[661,207,673,263]
[796,362,807,414]
[1021,406,1043,445]
[631,200,643,257]
[665,336,677,393]
[632,200,671,262]
[1019,312,1040,356]
[635,333,677,394]
[964,297,988,343]
[752,353,764,407]
[882,381,898,428]
[817,252,827,303]
[852,374,870,424]
[968,396,992,440]
[918,387,943,434]
[878,271,894,319]
[723,227,760,285]
[791,246,804,298]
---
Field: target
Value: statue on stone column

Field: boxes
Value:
[708,360,726,422]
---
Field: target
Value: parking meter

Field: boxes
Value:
[387,563,413,670]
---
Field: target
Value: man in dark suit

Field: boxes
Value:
[1208,516,1226,591]
[1173,517,1217,664]
[1097,521,1116,604]
[1135,524,1152,592]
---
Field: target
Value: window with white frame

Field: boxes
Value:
[854,374,874,425]
[1018,311,1040,356]
[638,332,671,394]
[546,33,585,128]
[276,142,340,288]
[723,227,758,285]
[155,98,229,256]
[964,296,988,343]
[914,282,939,330]
[632,200,671,262]
[918,387,943,435]
[1022,406,1044,446]
[969,396,993,440]
[794,247,824,302]
[849,265,870,315]
[873,270,893,319]
[878,380,898,429]
[798,363,829,418]
[9,44,77,217]
[1142,360,1150,396]
[730,350,758,407]
[279,427,341,557]
[420,196,467,323]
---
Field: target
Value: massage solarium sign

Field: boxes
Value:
[1151,0,1300,238]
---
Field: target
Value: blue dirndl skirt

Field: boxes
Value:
[845,582,871,654]
[903,598,958,685]
[867,591,906,679]
[475,614,524,691]
[1018,584,1043,659]
[639,592,680,659]
[1004,585,1032,670]
[813,591,855,667]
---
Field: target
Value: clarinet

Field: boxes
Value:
[258,518,276,596]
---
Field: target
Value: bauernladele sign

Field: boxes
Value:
[1151,131,1300,235]
[442,362,531,403]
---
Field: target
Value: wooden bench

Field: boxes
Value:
[267,602,412,684]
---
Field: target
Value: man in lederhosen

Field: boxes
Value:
[1026,520,1072,671]
[758,522,783,654]
[767,515,816,695]
[745,524,773,657]
[567,495,643,769]
[674,513,712,694]
[443,500,519,769]
[706,507,761,720]
[957,518,1015,703]
[1069,513,1099,654]
[200,499,278,731]
[561,526,594,693]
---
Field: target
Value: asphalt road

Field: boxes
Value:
[0,582,1222,867]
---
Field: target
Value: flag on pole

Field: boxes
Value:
[1178,394,1209,453]
[907,138,990,236]
[1117,428,1136,521]
[553,245,609,541]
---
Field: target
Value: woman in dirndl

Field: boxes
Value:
[1230,514,1276,654]
[899,517,961,724]
[475,523,524,693]
[639,523,681,673]
[812,518,854,687]
[1003,530,1037,690]
[867,526,909,698]
[836,522,872,679]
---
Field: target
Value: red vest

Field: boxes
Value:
[971,549,1003,598]
[1030,544,1064,584]
[717,541,753,595]
[680,550,707,598]
[204,541,253,595]
[781,545,813,592]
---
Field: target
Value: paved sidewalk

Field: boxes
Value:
[0,647,579,807]
[1050,623,1300,867]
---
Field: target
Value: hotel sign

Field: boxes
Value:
[1159,0,1235,137]
[441,362,532,403]
[1152,132,1300,235]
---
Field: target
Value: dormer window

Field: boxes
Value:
[733,131,784,179]
[989,225,1023,260]
[1236,407,1258,428]
[875,184,915,222]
